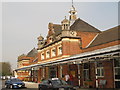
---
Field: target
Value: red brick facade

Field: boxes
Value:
[15,5,120,89]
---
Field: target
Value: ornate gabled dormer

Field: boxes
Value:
[47,22,55,43]
[69,4,77,25]
[37,35,44,49]
[48,22,55,36]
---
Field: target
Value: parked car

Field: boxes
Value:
[1,76,6,80]
[38,78,76,90]
[5,78,25,89]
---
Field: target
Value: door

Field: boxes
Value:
[69,64,79,86]
[49,66,57,78]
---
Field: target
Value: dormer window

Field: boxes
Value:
[49,37,53,43]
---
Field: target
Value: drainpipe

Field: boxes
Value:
[113,57,115,88]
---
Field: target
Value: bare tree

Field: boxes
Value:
[0,62,12,76]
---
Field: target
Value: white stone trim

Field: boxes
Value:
[46,50,50,59]
[51,48,56,57]
[41,52,44,60]
[57,45,62,56]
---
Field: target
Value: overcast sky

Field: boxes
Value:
[1,1,119,69]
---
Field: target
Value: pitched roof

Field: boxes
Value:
[53,24,62,35]
[70,18,101,32]
[27,48,38,57]
[88,25,120,47]
[50,18,101,37]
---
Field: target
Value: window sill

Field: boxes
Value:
[97,76,104,78]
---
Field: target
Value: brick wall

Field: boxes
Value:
[98,60,114,88]
[83,40,120,53]
[62,38,82,55]
[77,32,98,48]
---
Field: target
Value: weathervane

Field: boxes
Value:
[72,0,73,6]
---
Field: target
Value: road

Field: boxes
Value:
[1,80,38,90]
[1,80,120,90]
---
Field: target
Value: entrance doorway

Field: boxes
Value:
[49,66,57,78]
[69,64,79,86]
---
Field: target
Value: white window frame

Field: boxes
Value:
[46,50,50,59]
[115,67,120,76]
[83,69,89,81]
[96,67,104,77]
[58,45,62,56]
[41,52,44,60]
[51,48,56,57]
[114,57,120,81]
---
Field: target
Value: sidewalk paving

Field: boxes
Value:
[77,88,120,90]
[23,81,120,90]
[24,81,39,88]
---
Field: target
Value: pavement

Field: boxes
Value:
[23,81,120,90]
[1,80,120,90]
[23,81,39,88]
[0,80,2,90]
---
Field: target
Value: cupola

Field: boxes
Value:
[61,16,70,30]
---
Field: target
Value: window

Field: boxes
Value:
[84,63,89,69]
[52,48,56,57]
[115,68,120,75]
[46,50,50,59]
[97,68,104,77]
[96,62,104,77]
[83,69,89,81]
[49,37,53,43]
[97,62,103,67]
[41,52,44,60]
[83,63,89,81]
[42,80,48,84]
[114,58,120,79]
[114,58,120,67]
[58,46,62,55]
